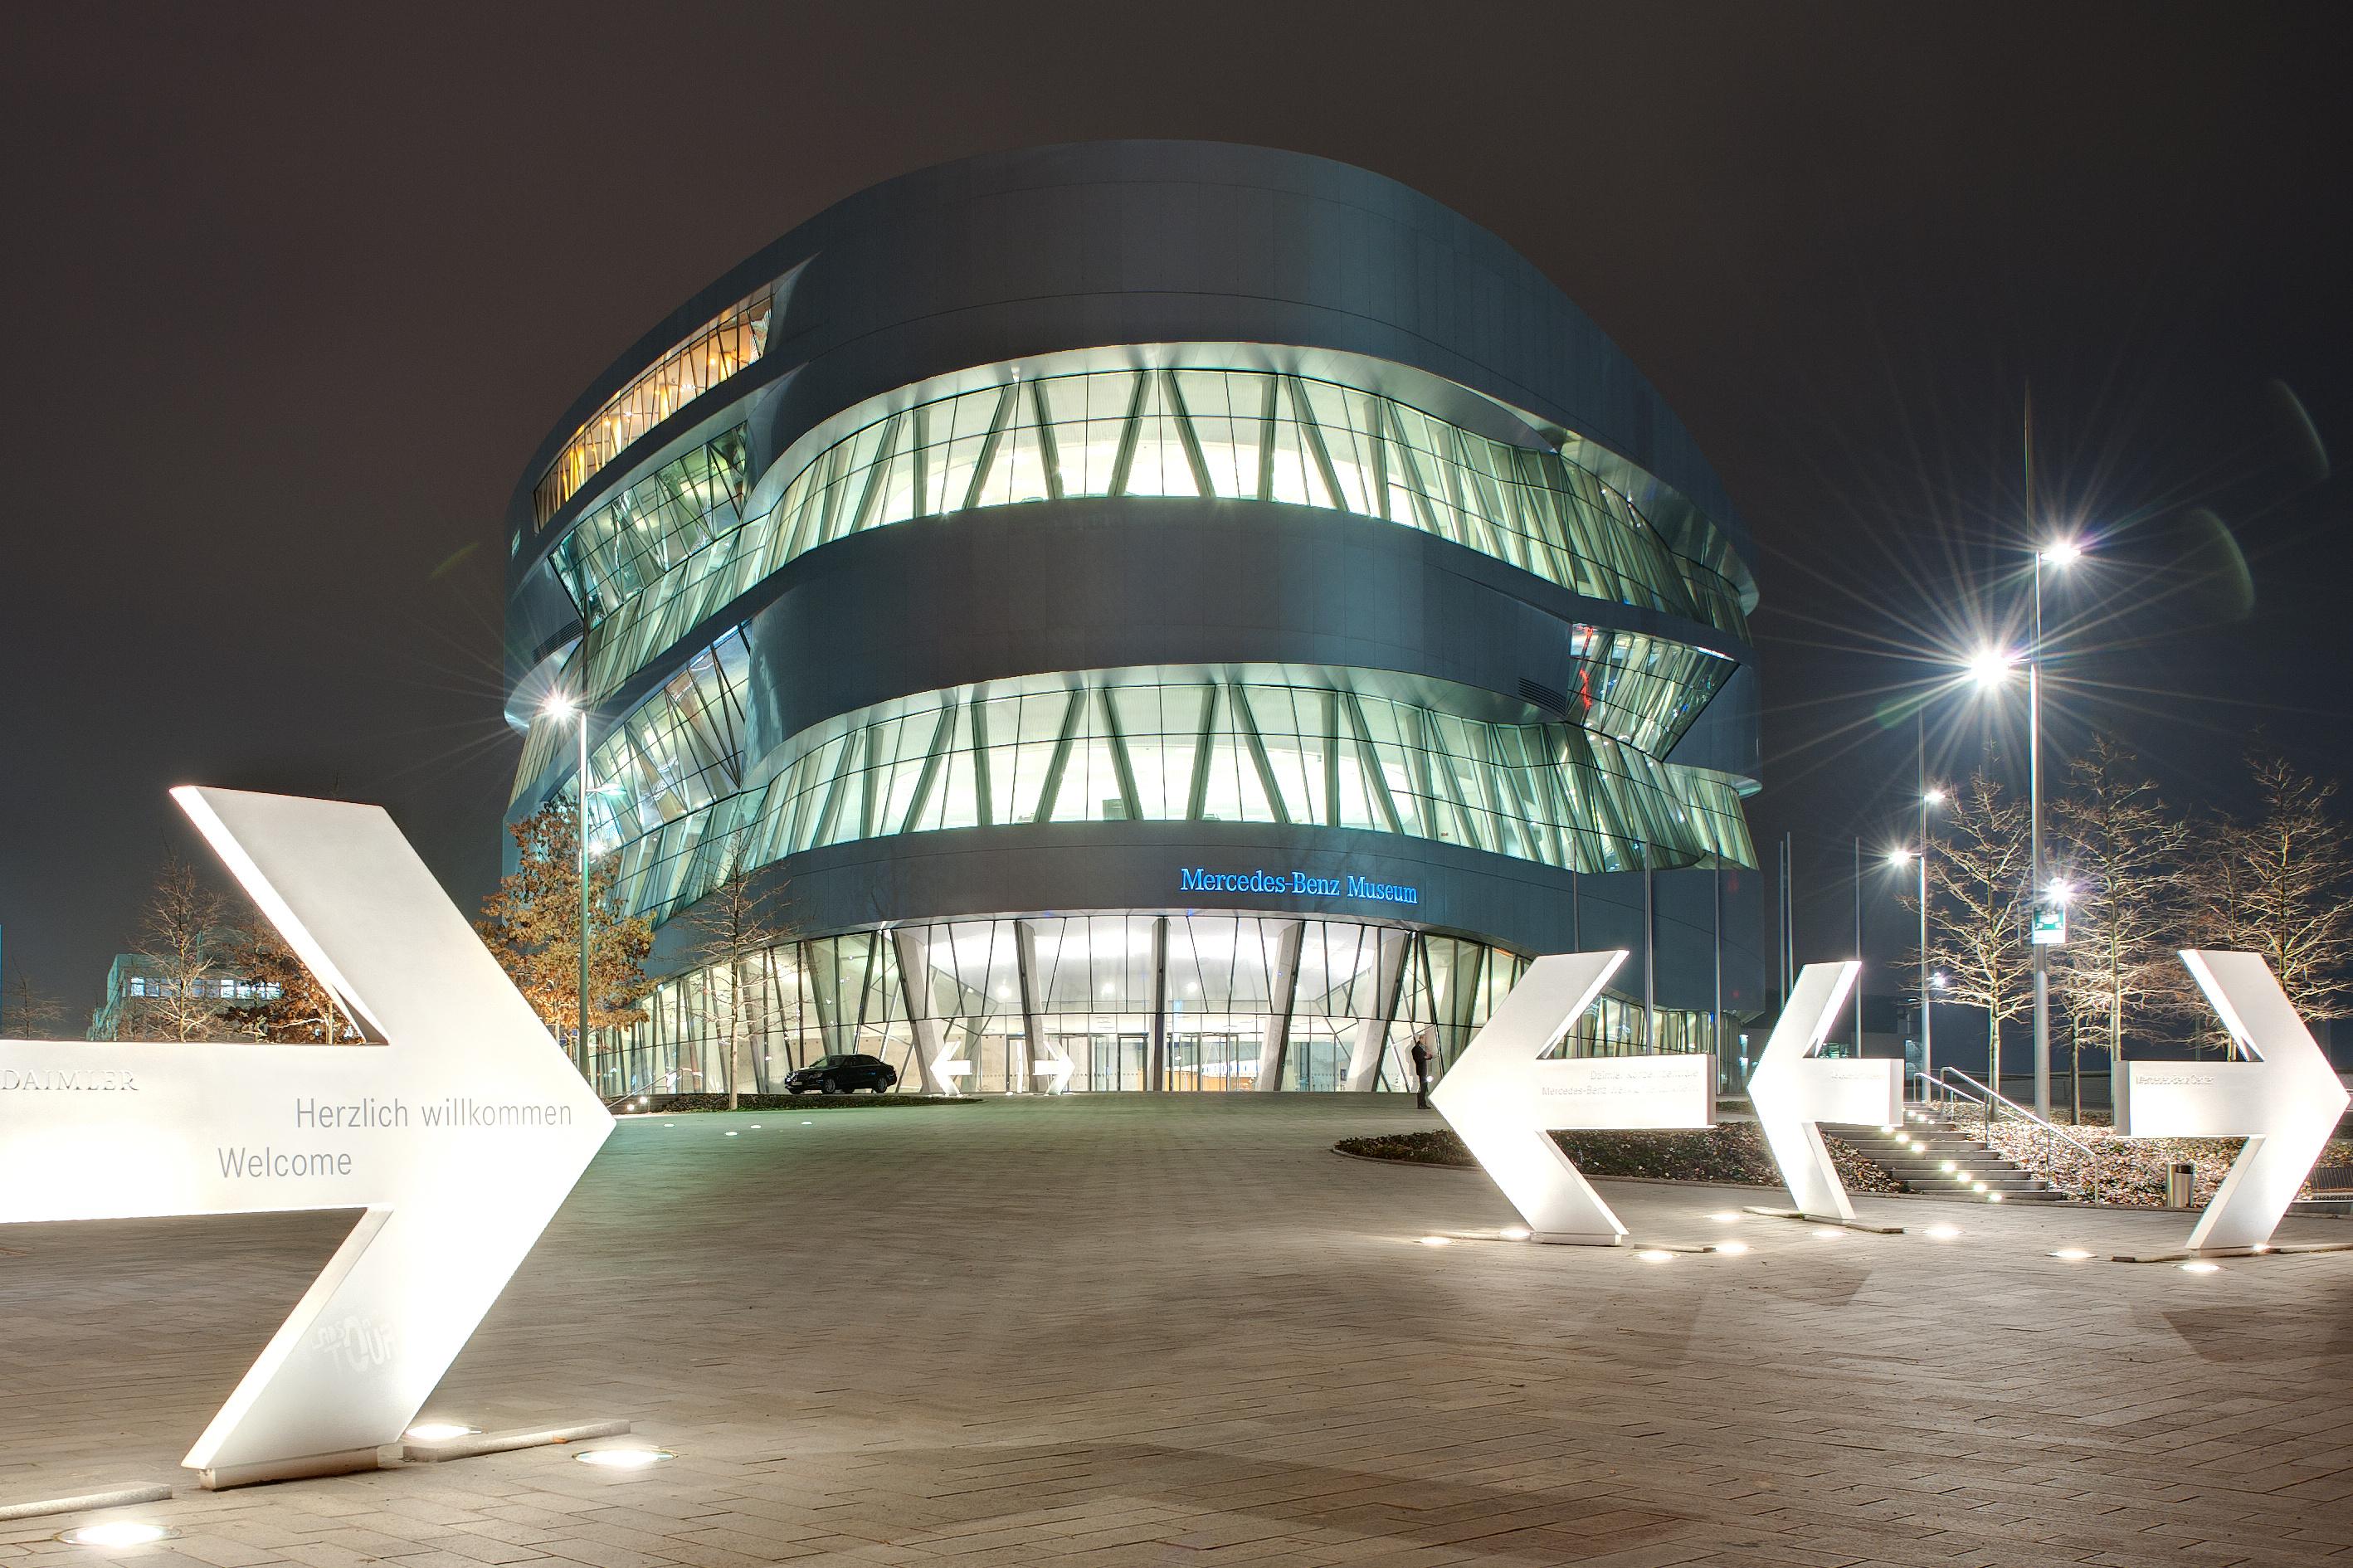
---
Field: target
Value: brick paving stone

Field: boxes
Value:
[9,1096,2353,1563]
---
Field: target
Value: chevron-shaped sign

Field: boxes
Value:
[2117,950,2349,1253]
[0,788,612,1486]
[1748,960,1902,1223]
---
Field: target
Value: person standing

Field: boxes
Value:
[1410,1035,1432,1109]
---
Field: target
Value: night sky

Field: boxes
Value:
[5,3,2348,1018]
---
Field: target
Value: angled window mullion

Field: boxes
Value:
[1099,688,1142,821]
[1186,684,1220,819]
[1255,375,1278,500]
[1321,689,1341,828]
[961,382,1020,513]
[1342,694,1403,835]
[898,699,958,835]
[1162,371,1216,498]
[910,403,933,517]
[1381,402,1443,538]
[1030,688,1088,823]
[1107,371,1148,498]
[1029,381,1064,501]
[970,687,995,829]
[812,728,864,848]
[845,412,904,537]
[1232,688,1292,827]
[1287,376,1346,511]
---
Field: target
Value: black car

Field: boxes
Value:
[784,1054,899,1094]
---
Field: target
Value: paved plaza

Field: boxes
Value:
[8,1095,2353,1566]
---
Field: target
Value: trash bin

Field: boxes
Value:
[2166,1161,2196,1210]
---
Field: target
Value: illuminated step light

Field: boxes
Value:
[1634,1249,1674,1264]
[1879,1125,1896,1134]
[1988,1193,2005,1203]
[1941,1161,1956,1173]
[2051,1248,2093,1261]
[575,1447,675,1469]
[2180,1261,2222,1275]
[405,1421,480,1441]
[1417,1236,1453,1247]
[57,1523,179,1547]
[1925,1224,1961,1240]
[1713,1239,1749,1256]
[1971,1182,1989,1194]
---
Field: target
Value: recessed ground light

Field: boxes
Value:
[1925,1224,1961,1240]
[801,1120,813,1126]
[2051,1248,2093,1261]
[1499,1225,1531,1240]
[1634,1249,1674,1263]
[57,1523,179,1547]
[1713,1239,1749,1255]
[405,1421,479,1441]
[723,1130,738,1137]
[575,1447,675,1469]
[1811,1227,1841,1240]
[1418,1236,1453,1247]
[748,1123,762,1129]
[2251,1243,2271,1254]
[2180,1261,2221,1274]
[1707,1210,1740,1224]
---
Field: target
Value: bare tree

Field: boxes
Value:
[675,840,795,1108]
[2186,752,2353,1028]
[2,971,72,1039]
[225,920,359,1044]
[138,855,231,1041]
[2049,738,2193,1116]
[1907,771,2034,1098]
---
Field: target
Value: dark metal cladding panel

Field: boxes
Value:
[722,501,1746,773]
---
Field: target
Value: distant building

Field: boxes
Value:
[87,954,281,1041]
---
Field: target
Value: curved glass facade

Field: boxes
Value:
[595,911,1716,1098]
[591,664,1754,926]
[532,283,776,526]
[555,359,1749,708]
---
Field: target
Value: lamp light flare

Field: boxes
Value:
[2039,538,2083,567]
[539,691,578,721]
[1886,847,1913,867]
[1966,647,2016,689]
[1923,787,1946,806]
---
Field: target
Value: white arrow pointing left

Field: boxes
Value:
[1747,961,1901,1223]
[0,787,613,1485]
[1430,950,1713,1243]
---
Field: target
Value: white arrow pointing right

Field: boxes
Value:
[2117,950,2350,1253]
[0,788,612,1485]
[1747,961,1901,1223]
[1430,950,1713,1243]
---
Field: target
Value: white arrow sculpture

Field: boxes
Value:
[2115,950,2349,1253]
[1430,950,1713,1244]
[1029,1045,1074,1094]
[1746,961,1902,1224]
[0,787,613,1487]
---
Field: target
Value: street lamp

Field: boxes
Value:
[2027,538,2080,1118]
[541,690,590,1081]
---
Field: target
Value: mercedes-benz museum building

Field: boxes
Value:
[501,142,1766,1097]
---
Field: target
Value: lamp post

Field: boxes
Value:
[2026,538,2079,1118]
[541,692,591,1082]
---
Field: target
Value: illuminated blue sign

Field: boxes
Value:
[1178,867,1420,907]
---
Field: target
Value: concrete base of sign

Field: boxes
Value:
[402,1419,632,1463]
[1742,1205,1907,1234]
[2108,1240,2353,1264]
[0,1483,174,1522]
[1529,1230,1625,1246]
[196,1447,381,1491]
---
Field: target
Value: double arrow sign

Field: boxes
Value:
[0,788,612,1485]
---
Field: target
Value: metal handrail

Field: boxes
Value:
[1929,1066,2103,1200]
